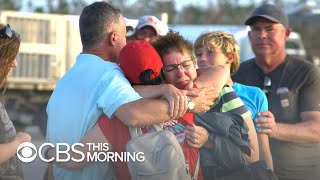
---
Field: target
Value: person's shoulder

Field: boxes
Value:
[235,83,265,97]
[216,85,237,102]
[234,58,256,76]
[78,54,121,68]
[288,55,314,69]
[287,55,319,75]
[232,58,256,81]
[234,82,258,91]
[219,85,240,100]
[221,85,236,93]
[239,58,256,68]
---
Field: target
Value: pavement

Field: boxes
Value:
[21,126,48,180]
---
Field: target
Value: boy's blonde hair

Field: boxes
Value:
[194,31,240,75]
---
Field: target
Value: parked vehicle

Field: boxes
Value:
[0,11,82,134]
[286,31,307,59]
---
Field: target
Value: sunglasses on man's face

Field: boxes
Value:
[0,24,13,39]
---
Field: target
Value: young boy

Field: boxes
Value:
[194,31,273,170]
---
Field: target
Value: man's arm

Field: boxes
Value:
[242,116,259,164]
[133,84,200,119]
[256,111,320,143]
[116,85,218,127]
[195,65,229,90]
[258,133,273,170]
[188,65,229,113]
[115,98,173,127]
[133,84,190,99]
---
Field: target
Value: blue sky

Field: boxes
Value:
[21,0,300,12]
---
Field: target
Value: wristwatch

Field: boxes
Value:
[186,96,195,112]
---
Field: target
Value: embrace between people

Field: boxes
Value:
[45,1,320,180]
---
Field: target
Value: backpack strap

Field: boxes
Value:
[150,123,163,131]
[192,152,200,180]
[128,126,144,138]
[129,123,164,138]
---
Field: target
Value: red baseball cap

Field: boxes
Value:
[119,40,163,85]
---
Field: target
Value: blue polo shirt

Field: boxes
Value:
[46,54,142,180]
[233,82,268,122]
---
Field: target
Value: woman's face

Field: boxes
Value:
[7,58,17,77]
[162,51,197,89]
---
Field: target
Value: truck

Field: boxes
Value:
[285,31,307,59]
[0,11,82,135]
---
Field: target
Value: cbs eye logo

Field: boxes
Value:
[17,142,37,163]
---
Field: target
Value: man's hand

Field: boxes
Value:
[255,111,277,137]
[161,84,188,119]
[185,124,209,148]
[190,87,218,113]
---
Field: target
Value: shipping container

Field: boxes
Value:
[0,11,82,134]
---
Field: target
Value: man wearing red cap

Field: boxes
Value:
[233,4,320,180]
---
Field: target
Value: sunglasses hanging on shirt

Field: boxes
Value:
[263,76,271,98]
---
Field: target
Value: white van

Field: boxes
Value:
[286,31,307,59]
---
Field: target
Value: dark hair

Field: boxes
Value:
[79,2,122,51]
[151,30,195,64]
[138,69,165,85]
[0,24,20,85]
